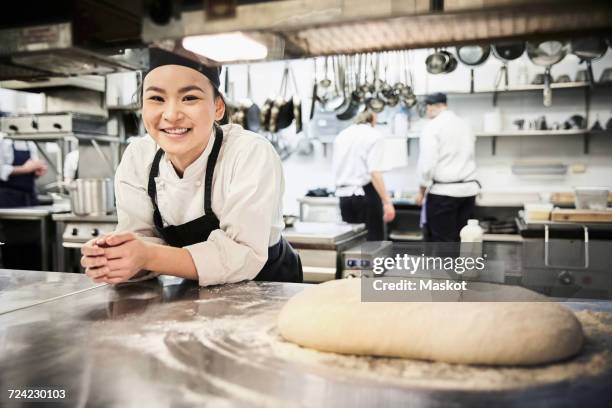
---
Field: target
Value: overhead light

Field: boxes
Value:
[182,32,268,62]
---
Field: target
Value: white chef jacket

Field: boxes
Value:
[63,150,79,182]
[114,124,285,286]
[0,136,39,182]
[417,110,479,197]
[333,124,388,197]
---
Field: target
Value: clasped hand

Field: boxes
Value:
[80,232,150,284]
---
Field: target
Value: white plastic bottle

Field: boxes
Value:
[460,219,483,243]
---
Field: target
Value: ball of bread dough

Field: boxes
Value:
[278,279,584,366]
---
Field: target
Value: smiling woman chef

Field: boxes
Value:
[80,48,302,285]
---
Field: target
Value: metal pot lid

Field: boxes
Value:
[367,97,385,113]
[571,37,607,59]
[537,41,565,56]
[444,52,458,73]
[425,52,448,74]
[456,45,490,66]
[492,42,525,61]
[527,41,568,66]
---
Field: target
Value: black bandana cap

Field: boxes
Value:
[424,92,447,105]
[145,47,221,90]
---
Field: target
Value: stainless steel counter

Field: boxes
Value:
[0,204,70,219]
[0,269,102,314]
[52,213,118,223]
[283,221,366,248]
[0,270,610,407]
[284,222,367,283]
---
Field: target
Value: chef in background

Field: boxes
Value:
[63,149,79,183]
[0,135,47,208]
[416,93,479,242]
[333,110,395,241]
[0,134,48,269]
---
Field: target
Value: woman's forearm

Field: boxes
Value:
[144,242,199,280]
[371,171,392,204]
[10,164,31,176]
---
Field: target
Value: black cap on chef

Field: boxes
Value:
[145,47,221,90]
[424,92,447,105]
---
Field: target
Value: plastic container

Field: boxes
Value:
[460,219,484,242]
[574,187,609,210]
[524,203,554,222]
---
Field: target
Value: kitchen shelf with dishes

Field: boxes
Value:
[416,80,612,96]
[477,129,589,137]
[406,128,611,155]
[406,129,610,138]
[478,129,611,155]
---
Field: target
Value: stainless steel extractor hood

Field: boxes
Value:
[0,22,147,80]
[142,0,612,61]
[2,0,611,69]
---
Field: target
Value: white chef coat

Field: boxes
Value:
[114,124,285,286]
[0,136,39,182]
[417,110,479,197]
[63,150,79,182]
[333,124,388,197]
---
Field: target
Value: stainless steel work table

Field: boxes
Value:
[0,269,102,314]
[0,270,611,407]
[0,205,70,271]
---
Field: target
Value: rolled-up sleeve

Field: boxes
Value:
[28,142,39,160]
[0,139,14,182]
[185,140,282,286]
[417,125,439,187]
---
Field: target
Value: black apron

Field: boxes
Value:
[147,126,302,283]
[422,178,480,242]
[0,144,38,208]
[338,182,384,241]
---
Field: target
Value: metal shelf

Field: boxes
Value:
[0,76,105,92]
[407,129,610,139]
[416,81,612,96]
[4,132,119,143]
[431,82,588,96]
[477,129,588,137]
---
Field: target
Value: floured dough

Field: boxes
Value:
[277,278,584,366]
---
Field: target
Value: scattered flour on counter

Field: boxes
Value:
[93,312,295,407]
[93,300,612,393]
[119,292,160,301]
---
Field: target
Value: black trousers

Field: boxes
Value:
[339,183,384,241]
[424,193,476,242]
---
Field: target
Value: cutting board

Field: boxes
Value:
[551,209,612,223]
[551,192,612,206]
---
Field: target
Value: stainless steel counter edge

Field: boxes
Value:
[52,213,118,222]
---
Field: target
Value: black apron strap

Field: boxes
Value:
[147,148,165,231]
[148,126,224,231]
[205,125,224,214]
